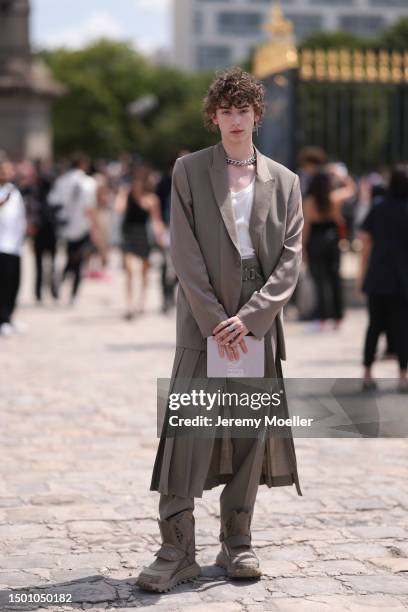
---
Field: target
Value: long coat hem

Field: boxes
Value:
[150,472,302,499]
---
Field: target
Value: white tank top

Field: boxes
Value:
[230,178,255,259]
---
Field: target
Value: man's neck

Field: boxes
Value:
[222,138,254,162]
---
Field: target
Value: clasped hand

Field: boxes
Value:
[212,316,249,361]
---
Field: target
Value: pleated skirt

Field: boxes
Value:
[150,257,302,498]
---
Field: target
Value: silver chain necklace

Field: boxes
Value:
[225,149,256,167]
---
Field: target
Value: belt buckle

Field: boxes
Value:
[243,267,256,281]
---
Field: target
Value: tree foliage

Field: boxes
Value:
[301,17,408,51]
[39,40,217,167]
[38,18,408,167]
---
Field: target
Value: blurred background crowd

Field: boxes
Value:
[1,0,408,391]
[1,147,407,390]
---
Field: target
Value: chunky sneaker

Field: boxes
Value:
[136,510,200,592]
[216,510,262,578]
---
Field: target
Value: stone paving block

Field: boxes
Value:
[260,560,299,578]
[267,576,345,597]
[0,571,46,588]
[246,594,408,611]
[137,588,206,608]
[199,580,267,604]
[29,495,79,506]
[261,545,317,562]
[289,529,344,543]
[346,526,407,540]
[66,521,113,534]
[0,498,22,508]
[188,603,243,612]
[0,524,51,540]
[246,599,330,611]
[302,560,371,576]
[338,574,408,595]
[59,580,117,604]
[325,594,408,611]
[6,536,71,556]
[52,552,121,571]
[327,542,394,560]
[1,251,407,607]
[340,497,392,511]
[0,555,60,570]
[49,568,108,583]
[368,557,408,573]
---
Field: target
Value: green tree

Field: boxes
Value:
[39,40,217,167]
[300,17,408,52]
[377,17,408,52]
[300,31,366,51]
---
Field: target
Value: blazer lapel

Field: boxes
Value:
[209,142,276,257]
[209,143,240,255]
[249,147,276,255]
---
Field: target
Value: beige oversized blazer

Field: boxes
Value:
[170,141,303,358]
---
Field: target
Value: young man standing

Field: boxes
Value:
[137,68,303,592]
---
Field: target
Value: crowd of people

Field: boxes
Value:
[0,147,407,390]
[0,150,177,329]
[297,147,408,391]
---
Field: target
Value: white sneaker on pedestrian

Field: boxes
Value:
[0,323,14,337]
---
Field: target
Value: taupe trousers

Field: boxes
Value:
[159,257,275,520]
[151,142,304,501]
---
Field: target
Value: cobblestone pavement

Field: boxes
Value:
[0,249,407,611]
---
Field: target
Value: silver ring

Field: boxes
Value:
[227,324,236,332]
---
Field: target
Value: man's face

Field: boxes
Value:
[212,103,258,143]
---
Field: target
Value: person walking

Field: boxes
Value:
[115,165,165,319]
[156,161,177,313]
[0,154,27,336]
[358,163,408,393]
[302,167,356,329]
[136,68,304,593]
[48,155,98,304]
[30,160,59,302]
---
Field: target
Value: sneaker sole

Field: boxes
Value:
[136,562,201,593]
[216,551,262,579]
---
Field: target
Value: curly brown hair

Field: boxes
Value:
[203,67,266,132]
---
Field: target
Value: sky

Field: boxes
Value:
[31,0,171,55]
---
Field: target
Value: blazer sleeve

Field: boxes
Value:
[236,174,304,339]
[170,157,228,338]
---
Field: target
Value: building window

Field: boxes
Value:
[194,10,203,34]
[309,0,354,4]
[339,15,385,36]
[217,12,262,36]
[196,45,231,70]
[370,0,408,5]
[285,14,323,41]
[248,0,294,3]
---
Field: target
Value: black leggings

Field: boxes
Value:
[363,294,408,370]
[0,252,21,325]
[308,254,343,321]
[63,234,90,299]
[34,233,57,301]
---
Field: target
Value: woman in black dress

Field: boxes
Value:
[303,168,356,329]
[358,164,408,393]
[116,166,165,319]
